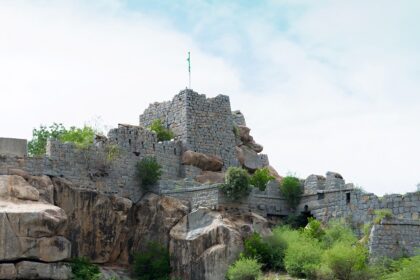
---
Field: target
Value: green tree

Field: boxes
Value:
[279,176,302,210]
[219,167,251,200]
[60,126,95,149]
[70,257,101,280]
[250,167,275,191]
[136,157,162,190]
[28,123,66,156]
[149,119,174,142]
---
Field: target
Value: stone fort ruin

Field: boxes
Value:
[0,89,419,261]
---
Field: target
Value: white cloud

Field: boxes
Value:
[0,0,419,195]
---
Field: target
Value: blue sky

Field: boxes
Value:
[0,0,419,195]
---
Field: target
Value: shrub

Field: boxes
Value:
[304,217,325,241]
[219,167,251,200]
[132,242,170,280]
[279,176,302,210]
[70,257,101,280]
[60,126,95,149]
[321,219,357,248]
[149,119,174,142]
[28,123,67,156]
[283,234,322,279]
[373,209,393,224]
[250,168,275,191]
[136,157,162,190]
[242,232,285,271]
[322,242,368,280]
[226,258,262,280]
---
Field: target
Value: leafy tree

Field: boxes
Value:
[279,176,302,210]
[250,167,275,191]
[149,119,174,142]
[28,123,66,156]
[219,167,251,200]
[136,157,162,190]
[60,126,95,149]
[304,217,325,241]
[132,242,171,280]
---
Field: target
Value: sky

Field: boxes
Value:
[1,0,419,195]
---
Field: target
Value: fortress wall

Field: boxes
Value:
[369,219,420,259]
[0,138,27,157]
[162,185,219,210]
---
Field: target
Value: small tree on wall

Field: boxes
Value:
[280,176,302,210]
[219,167,251,200]
[136,157,162,191]
[148,119,174,142]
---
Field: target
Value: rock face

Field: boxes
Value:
[182,150,223,171]
[0,174,71,280]
[236,145,266,171]
[170,208,271,280]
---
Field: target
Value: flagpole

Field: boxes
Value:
[187,51,191,89]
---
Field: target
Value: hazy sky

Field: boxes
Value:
[1,0,419,195]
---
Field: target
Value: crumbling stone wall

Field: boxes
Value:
[369,219,420,259]
[0,137,27,157]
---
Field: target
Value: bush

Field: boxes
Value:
[322,242,368,280]
[383,255,420,280]
[304,217,325,241]
[279,176,302,209]
[283,234,322,279]
[60,126,95,149]
[149,119,174,142]
[226,258,262,280]
[250,168,275,191]
[242,232,285,271]
[132,242,171,280]
[219,167,251,200]
[136,157,162,190]
[70,257,101,280]
[321,219,357,248]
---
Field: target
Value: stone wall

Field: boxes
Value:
[140,89,238,169]
[369,219,420,260]
[0,138,27,157]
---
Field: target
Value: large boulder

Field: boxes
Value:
[170,208,243,280]
[0,175,70,263]
[182,151,223,172]
[169,208,271,280]
[0,175,39,201]
[236,145,267,171]
[237,125,263,153]
[195,171,225,184]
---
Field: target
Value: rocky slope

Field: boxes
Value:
[0,171,270,279]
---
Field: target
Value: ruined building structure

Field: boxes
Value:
[1,89,419,264]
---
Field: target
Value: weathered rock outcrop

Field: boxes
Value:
[182,150,223,171]
[0,175,71,280]
[170,208,270,280]
[236,145,267,171]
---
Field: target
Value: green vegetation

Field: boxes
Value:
[104,144,120,163]
[250,167,275,191]
[28,123,96,156]
[219,167,251,200]
[132,242,171,280]
[226,258,262,280]
[227,218,420,280]
[373,209,393,224]
[279,176,302,210]
[70,257,101,280]
[136,157,162,190]
[148,119,174,142]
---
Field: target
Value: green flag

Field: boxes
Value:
[187,51,191,73]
